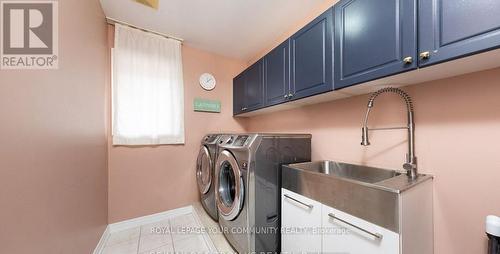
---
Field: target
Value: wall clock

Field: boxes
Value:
[199,73,216,91]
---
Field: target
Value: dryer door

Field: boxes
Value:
[216,150,244,221]
[196,146,212,194]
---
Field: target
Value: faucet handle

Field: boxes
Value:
[403,154,418,179]
[403,162,418,178]
[403,162,416,171]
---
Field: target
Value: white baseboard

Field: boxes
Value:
[108,205,193,233]
[93,205,195,254]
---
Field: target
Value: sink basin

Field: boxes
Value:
[282,160,433,233]
[290,161,401,184]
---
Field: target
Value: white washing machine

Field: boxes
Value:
[196,134,223,221]
[215,134,311,253]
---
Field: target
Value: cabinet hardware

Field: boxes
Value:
[284,194,313,209]
[288,93,294,98]
[403,56,413,64]
[419,51,430,60]
[241,107,247,111]
[284,94,289,99]
[328,213,383,239]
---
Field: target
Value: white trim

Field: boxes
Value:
[108,205,193,233]
[93,226,110,254]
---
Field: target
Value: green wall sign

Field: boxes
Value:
[193,98,221,113]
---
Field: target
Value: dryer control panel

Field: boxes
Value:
[204,135,218,143]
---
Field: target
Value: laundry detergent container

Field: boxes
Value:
[487,216,500,254]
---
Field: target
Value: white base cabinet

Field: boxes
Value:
[281,188,322,254]
[282,188,399,254]
[322,204,399,254]
[282,182,433,254]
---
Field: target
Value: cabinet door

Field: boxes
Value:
[322,204,400,254]
[233,74,245,115]
[245,59,264,111]
[290,8,334,100]
[419,0,500,66]
[281,189,322,254]
[334,0,417,89]
[264,41,290,107]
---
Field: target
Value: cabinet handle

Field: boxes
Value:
[284,194,313,209]
[241,107,247,111]
[328,213,383,239]
[419,51,430,60]
[403,56,413,64]
[288,93,294,98]
[284,94,289,99]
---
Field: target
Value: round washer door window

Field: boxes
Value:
[196,146,212,194]
[219,160,236,207]
[215,150,244,221]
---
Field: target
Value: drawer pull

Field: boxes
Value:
[284,194,313,209]
[328,213,383,239]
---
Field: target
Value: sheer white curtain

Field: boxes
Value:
[112,24,184,145]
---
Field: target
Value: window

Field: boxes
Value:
[112,24,184,145]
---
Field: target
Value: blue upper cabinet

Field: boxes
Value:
[264,41,290,107]
[244,59,264,111]
[334,0,417,89]
[290,8,334,100]
[418,0,500,66]
[233,60,264,115]
[233,1,500,116]
[233,74,246,115]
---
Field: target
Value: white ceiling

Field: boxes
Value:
[100,0,326,61]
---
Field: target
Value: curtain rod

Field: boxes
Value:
[106,17,184,43]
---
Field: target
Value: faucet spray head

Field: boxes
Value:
[361,127,370,146]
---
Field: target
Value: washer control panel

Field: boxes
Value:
[234,135,249,146]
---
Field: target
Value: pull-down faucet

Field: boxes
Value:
[361,87,418,179]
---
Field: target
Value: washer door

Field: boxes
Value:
[216,150,244,221]
[196,146,212,194]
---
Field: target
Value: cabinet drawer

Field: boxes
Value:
[322,204,400,254]
[281,188,322,254]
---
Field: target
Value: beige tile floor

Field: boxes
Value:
[101,204,236,254]
[191,203,235,254]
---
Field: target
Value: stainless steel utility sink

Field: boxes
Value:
[290,161,401,184]
[282,160,433,233]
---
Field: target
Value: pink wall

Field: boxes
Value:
[105,0,335,224]
[0,0,109,253]
[107,43,247,223]
[103,1,499,253]
[244,68,500,253]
